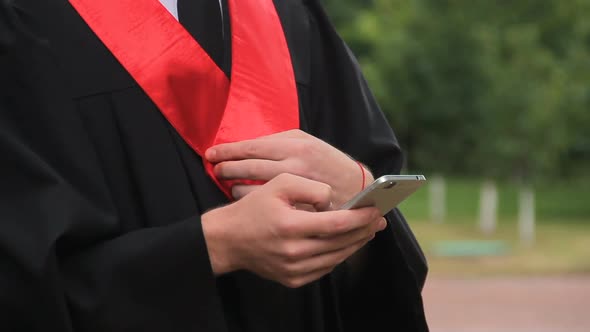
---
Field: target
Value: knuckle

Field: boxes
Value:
[360,235,373,247]
[275,172,293,183]
[359,209,377,225]
[281,263,300,277]
[363,227,374,240]
[244,163,257,179]
[341,248,356,262]
[245,143,259,157]
[283,277,305,289]
[289,158,307,176]
[252,160,267,175]
[276,218,298,237]
[249,161,266,175]
[336,255,348,266]
[320,183,333,200]
[330,218,349,234]
[281,244,304,261]
[370,208,382,220]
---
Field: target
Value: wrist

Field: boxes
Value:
[357,161,375,186]
[334,157,375,207]
[355,160,367,191]
[201,207,239,276]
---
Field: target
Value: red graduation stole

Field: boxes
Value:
[68,0,299,199]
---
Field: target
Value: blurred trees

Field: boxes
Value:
[321,0,590,183]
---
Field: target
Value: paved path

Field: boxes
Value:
[422,276,590,332]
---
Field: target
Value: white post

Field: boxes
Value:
[479,179,498,235]
[429,175,446,224]
[518,185,535,247]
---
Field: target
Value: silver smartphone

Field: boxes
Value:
[339,174,427,215]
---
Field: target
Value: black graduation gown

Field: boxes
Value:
[0,0,429,331]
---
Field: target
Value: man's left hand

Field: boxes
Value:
[205,129,373,207]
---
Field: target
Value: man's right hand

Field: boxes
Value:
[201,173,386,288]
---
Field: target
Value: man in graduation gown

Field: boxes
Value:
[0,0,429,331]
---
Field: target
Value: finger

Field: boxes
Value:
[281,267,333,288]
[258,129,306,140]
[269,173,333,211]
[311,217,385,251]
[205,139,287,163]
[231,185,261,200]
[282,237,371,287]
[215,159,285,181]
[285,218,384,258]
[287,207,381,237]
[294,203,318,212]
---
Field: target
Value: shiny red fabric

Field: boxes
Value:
[68,0,299,199]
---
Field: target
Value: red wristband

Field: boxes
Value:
[356,160,366,191]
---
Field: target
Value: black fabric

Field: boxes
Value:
[0,0,429,331]
[177,0,226,75]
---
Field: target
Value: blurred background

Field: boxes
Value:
[321,0,590,331]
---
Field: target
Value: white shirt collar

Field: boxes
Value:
[158,0,223,22]
[159,0,179,19]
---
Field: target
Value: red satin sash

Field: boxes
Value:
[68,0,299,199]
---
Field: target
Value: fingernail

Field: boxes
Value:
[379,218,387,230]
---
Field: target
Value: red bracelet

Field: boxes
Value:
[356,160,366,191]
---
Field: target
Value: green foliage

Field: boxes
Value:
[321,0,590,182]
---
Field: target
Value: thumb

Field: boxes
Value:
[269,174,333,212]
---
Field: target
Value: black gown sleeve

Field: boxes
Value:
[0,4,226,331]
[302,1,429,331]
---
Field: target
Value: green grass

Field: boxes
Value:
[535,179,590,221]
[408,220,590,277]
[398,176,590,224]
[395,176,590,276]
